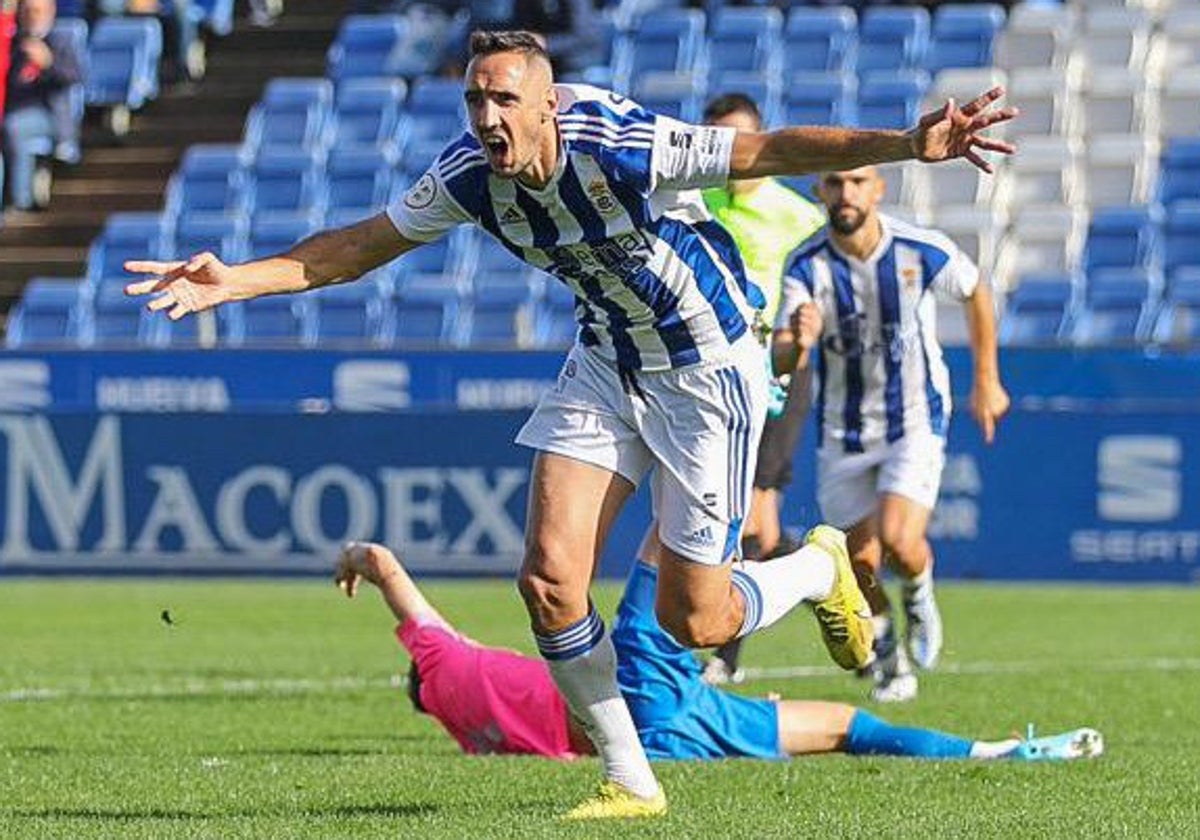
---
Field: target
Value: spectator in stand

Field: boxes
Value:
[2,0,83,210]
[97,0,204,83]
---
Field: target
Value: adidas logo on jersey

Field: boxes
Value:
[685,525,716,547]
[500,206,523,224]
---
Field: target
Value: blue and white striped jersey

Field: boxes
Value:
[386,84,765,372]
[777,214,979,451]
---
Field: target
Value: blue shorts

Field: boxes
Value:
[637,687,783,762]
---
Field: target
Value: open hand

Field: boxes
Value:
[908,87,1018,174]
[124,252,238,319]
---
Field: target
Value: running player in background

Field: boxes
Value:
[773,166,1010,703]
[128,30,1016,817]
[700,92,826,686]
[335,541,1103,765]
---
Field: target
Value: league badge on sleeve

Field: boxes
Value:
[404,173,438,210]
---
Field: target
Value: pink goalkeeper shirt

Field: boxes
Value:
[396,618,580,759]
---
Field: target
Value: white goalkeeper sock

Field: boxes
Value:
[730,543,836,638]
[536,608,659,798]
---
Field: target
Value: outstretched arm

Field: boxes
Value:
[125,212,419,320]
[334,541,445,627]
[731,88,1017,178]
[963,278,1009,444]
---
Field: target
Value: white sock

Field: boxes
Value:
[903,565,934,600]
[731,544,836,638]
[537,612,659,798]
[970,738,1020,759]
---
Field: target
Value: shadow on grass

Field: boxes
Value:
[12,802,441,821]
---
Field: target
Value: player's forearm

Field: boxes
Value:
[733,127,914,179]
[964,281,1001,385]
[771,331,812,376]
[283,215,408,290]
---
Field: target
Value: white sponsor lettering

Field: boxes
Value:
[0,416,527,567]
[333,361,411,411]
[0,361,51,410]
[1071,530,1200,564]
[95,377,231,412]
[455,378,554,409]
[1097,436,1182,522]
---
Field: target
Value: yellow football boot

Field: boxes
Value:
[561,780,667,821]
[805,524,874,671]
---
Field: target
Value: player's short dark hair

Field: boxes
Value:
[406,659,426,714]
[703,93,763,129]
[468,30,552,67]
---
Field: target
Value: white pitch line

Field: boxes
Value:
[4,658,1200,705]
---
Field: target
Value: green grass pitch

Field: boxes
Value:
[2,577,1199,839]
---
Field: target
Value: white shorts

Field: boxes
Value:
[516,337,769,565]
[816,432,946,529]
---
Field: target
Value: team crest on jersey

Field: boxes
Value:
[902,267,919,290]
[587,179,619,215]
[403,173,437,209]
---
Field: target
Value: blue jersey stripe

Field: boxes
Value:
[695,219,765,312]
[876,245,906,443]
[815,343,827,447]
[513,188,560,249]
[828,250,864,452]
[895,236,951,291]
[919,330,947,436]
[655,217,751,347]
[558,156,608,241]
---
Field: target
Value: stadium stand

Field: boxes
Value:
[7,0,1200,351]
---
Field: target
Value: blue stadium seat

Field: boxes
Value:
[326,14,406,82]
[5,279,85,348]
[387,273,460,347]
[633,72,705,122]
[244,149,327,218]
[1084,206,1161,273]
[50,18,87,160]
[1159,138,1200,207]
[89,283,151,347]
[394,234,464,289]
[244,78,334,153]
[858,71,929,130]
[1152,268,1200,344]
[332,78,407,149]
[404,77,468,173]
[533,281,579,348]
[326,148,395,214]
[87,212,171,283]
[1164,202,1200,273]
[247,214,316,260]
[857,7,930,78]
[305,283,389,346]
[1000,278,1073,345]
[173,213,248,264]
[926,3,1006,74]
[707,71,782,126]
[784,7,857,74]
[613,9,707,88]
[166,144,248,217]
[148,308,236,348]
[707,7,783,79]
[785,72,857,127]
[461,300,526,347]
[234,296,311,347]
[86,16,162,109]
[1072,269,1155,346]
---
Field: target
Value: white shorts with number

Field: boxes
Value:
[516,336,769,566]
[816,432,947,529]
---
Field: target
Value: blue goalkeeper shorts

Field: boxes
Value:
[613,561,784,761]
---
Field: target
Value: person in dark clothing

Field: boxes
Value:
[3,0,82,209]
[439,0,601,76]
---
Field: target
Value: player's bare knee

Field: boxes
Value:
[656,606,731,648]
